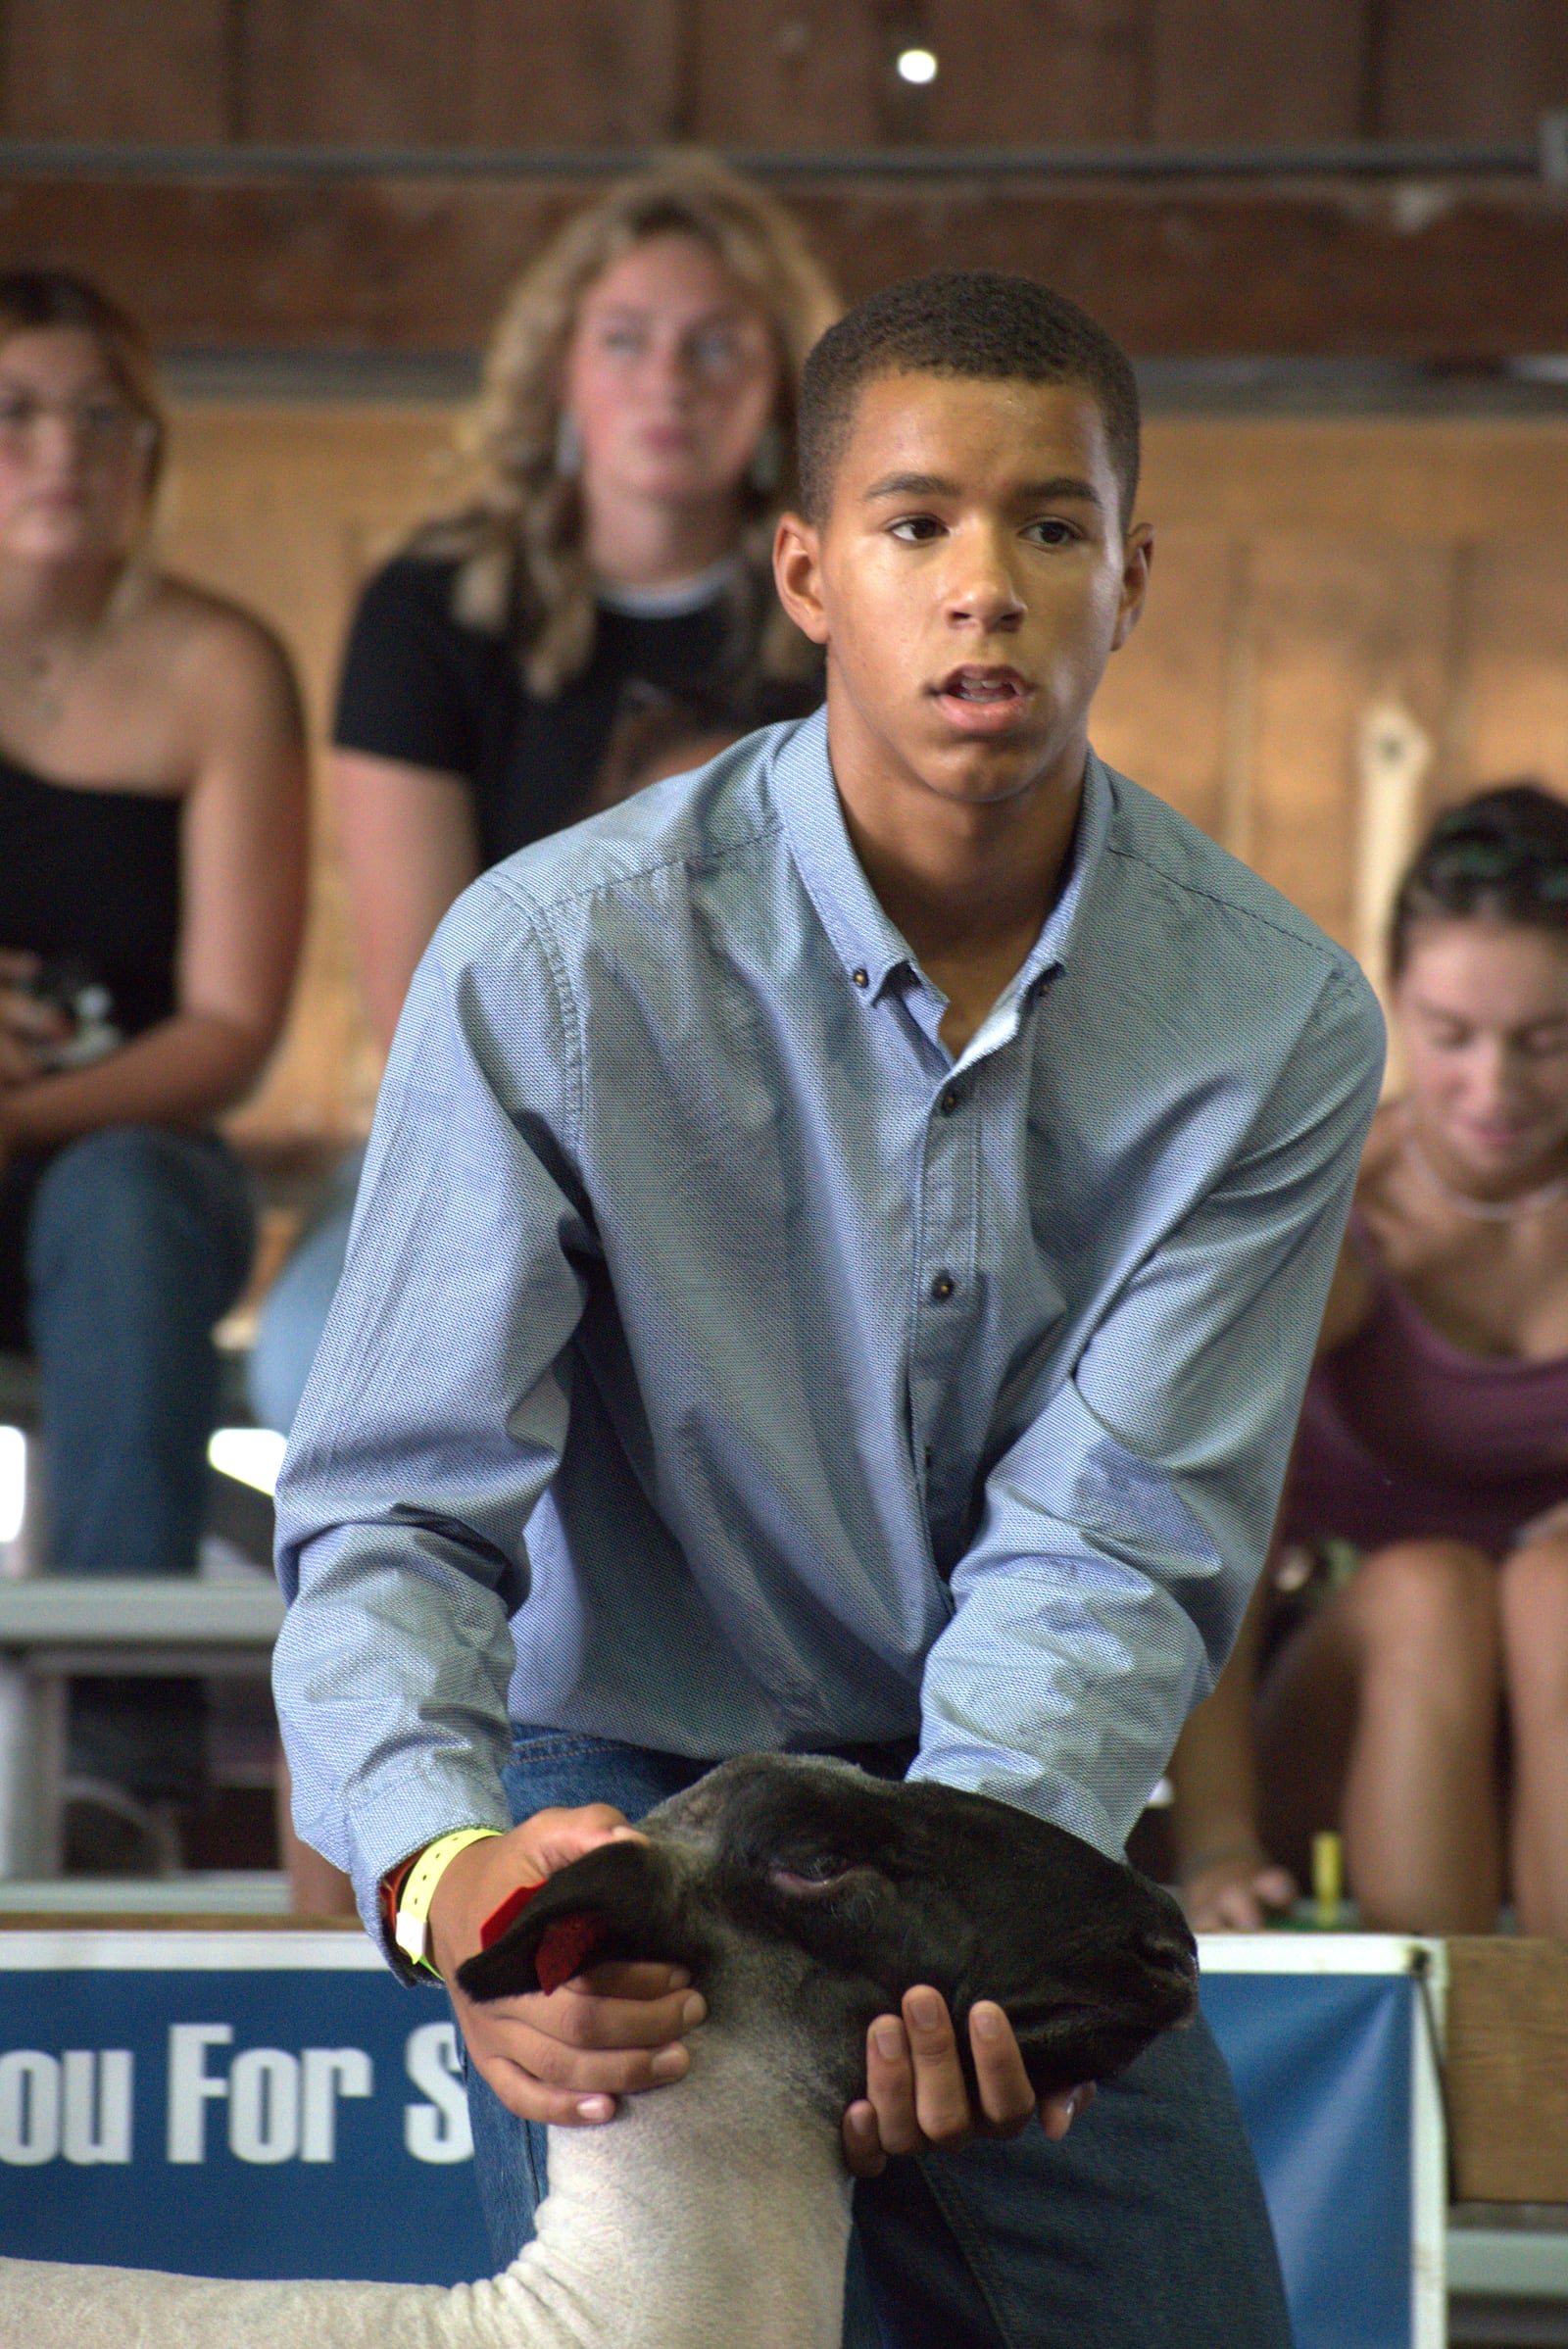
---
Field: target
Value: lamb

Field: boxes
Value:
[0,1753,1198,2349]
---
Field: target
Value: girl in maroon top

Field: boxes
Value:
[1172,784,1568,1935]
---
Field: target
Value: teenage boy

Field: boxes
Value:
[276,270,1381,2345]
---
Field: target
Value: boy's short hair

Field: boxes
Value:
[798,269,1140,528]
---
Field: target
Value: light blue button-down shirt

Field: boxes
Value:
[274,709,1383,1931]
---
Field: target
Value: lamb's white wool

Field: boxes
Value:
[0,1754,1197,2349]
[0,2031,853,2349]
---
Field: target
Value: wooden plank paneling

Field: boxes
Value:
[239,1,480,145]
[1088,527,1236,840]
[1459,541,1568,800]
[689,0,883,146]
[7,0,1568,159]
[136,405,1568,1148]
[245,0,692,148]
[1243,538,1456,946]
[160,404,453,1147]
[469,0,689,146]
[1447,1936,1568,2202]
[1376,0,1568,140]
[4,172,1567,360]
[1148,0,1369,142]
[1139,418,1568,541]
[921,2,1148,146]
[1,0,230,140]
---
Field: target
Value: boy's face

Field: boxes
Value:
[775,370,1151,818]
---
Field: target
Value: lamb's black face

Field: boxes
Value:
[668,1757,1198,2095]
[457,1755,1197,2108]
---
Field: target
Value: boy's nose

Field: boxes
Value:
[945,570,1026,631]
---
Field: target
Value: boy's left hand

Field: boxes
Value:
[842,1986,1093,2175]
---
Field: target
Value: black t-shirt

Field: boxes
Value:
[332,554,757,868]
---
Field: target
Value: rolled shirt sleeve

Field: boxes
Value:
[272,880,593,1927]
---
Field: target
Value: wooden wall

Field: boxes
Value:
[158,404,450,1152]
[151,398,1568,1152]
[2,0,1565,150]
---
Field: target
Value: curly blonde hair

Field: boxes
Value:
[412,156,841,700]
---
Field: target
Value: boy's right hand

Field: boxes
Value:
[427,1807,707,2126]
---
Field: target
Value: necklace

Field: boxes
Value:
[4,644,71,725]
[1400,1105,1568,1223]
[0,565,139,727]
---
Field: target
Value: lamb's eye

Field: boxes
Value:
[769,1855,852,1892]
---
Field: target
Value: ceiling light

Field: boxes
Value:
[896,47,938,84]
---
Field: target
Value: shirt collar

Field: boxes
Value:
[769,704,1111,1006]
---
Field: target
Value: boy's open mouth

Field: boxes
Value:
[933,664,1035,732]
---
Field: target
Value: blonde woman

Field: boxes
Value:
[249,158,838,1443]
[0,268,307,1867]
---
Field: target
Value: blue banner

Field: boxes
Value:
[1202,1968,1419,2349]
[0,1929,1442,2343]
[0,1935,490,2282]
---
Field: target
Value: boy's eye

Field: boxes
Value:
[888,515,946,543]
[1024,518,1078,548]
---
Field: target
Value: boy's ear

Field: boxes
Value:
[772,512,830,646]
[455,1839,700,2004]
[1109,520,1154,652]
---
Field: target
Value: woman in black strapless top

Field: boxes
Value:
[0,269,307,1863]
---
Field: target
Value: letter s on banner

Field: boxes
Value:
[405,2024,472,2164]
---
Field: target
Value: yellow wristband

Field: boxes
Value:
[394,1827,502,1979]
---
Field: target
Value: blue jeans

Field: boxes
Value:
[0,1125,255,1801]
[246,1145,363,1435]
[466,1729,1294,2349]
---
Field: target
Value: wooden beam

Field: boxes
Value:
[3,168,1568,357]
[0,3,234,142]
[922,1,1148,145]
[1148,0,1371,144]
[1376,0,1568,141]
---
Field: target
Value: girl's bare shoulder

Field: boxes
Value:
[124,570,303,736]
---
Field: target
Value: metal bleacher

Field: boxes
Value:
[0,1349,284,1880]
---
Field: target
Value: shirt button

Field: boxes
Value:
[930,1271,956,1302]
[852,967,869,989]
[938,1086,960,1116]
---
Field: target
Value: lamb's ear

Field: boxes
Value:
[455,1839,700,2005]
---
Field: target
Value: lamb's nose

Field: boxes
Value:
[1140,1928,1199,1983]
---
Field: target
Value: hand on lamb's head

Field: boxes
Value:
[457,1755,1197,2167]
[0,1759,1197,2349]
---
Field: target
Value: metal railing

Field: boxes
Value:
[0,126,1564,183]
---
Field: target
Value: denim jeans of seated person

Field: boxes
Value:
[465,1727,1293,2349]
[245,1143,364,1436]
[0,1124,255,1804]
